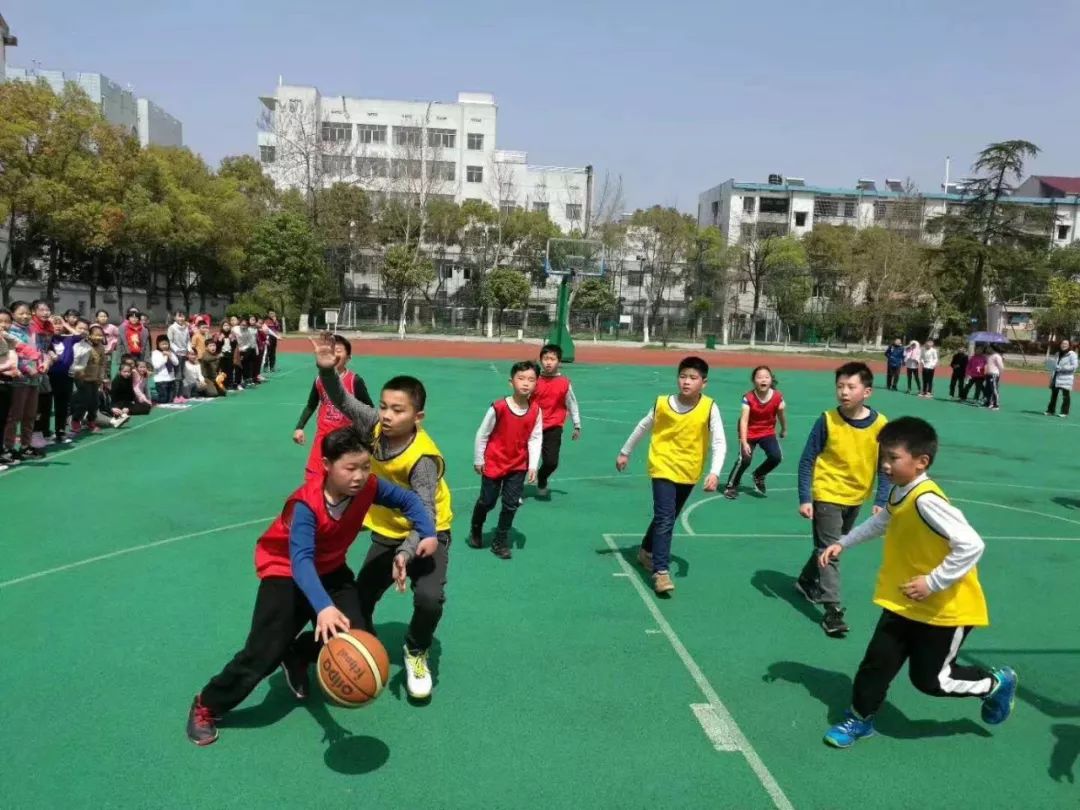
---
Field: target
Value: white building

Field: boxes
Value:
[5,66,182,147]
[698,175,1080,249]
[258,84,590,234]
[0,13,16,82]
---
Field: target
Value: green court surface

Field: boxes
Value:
[3,352,1078,809]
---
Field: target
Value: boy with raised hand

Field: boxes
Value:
[468,360,542,560]
[615,356,725,596]
[293,334,373,481]
[186,426,435,745]
[795,361,889,638]
[532,343,581,498]
[818,416,1016,748]
[302,336,451,700]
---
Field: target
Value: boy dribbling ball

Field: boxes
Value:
[616,356,725,595]
[818,416,1017,748]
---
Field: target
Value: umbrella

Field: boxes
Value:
[968,331,1008,344]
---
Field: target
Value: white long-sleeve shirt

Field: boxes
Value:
[474,397,543,470]
[619,396,726,478]
[839,473,984,592]
[565,383,581,428]
[167,322,190,356]
[151,349,178,383]
[921,347,939,370]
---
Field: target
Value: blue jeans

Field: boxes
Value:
[725,434,783,489]
[641,478,695,574]
[153,380,175,404]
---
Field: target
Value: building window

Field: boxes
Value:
[627,271,643,287]
[287,99,301,112]
[710,200,720,221]
[320,154,352,175]
[321,122,352,143]
[259,145,276,164]
[431,161,456,181]
[500,200,518,215]
[391,159,423,179]
[462,267,472,280]
[428,128,456,148]
[467,133,484,150]
[742,196,756,214]
[758,197,789,214]
[356,124,387,144]
[532,201,549,214]
[813,198,838,217]
[738,280,749,294]
[843,200,857,218]
[1059,225,1071,241]
[795,211,807,227]
[566,203,583,221]
[467,165,483,183]
[356,157,389,179]
[874,201,889,221]
[394,126,422,147]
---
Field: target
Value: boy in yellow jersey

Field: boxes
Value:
[795,361,888,637]
[292,338,452,701]
[817,417,1017,747]
[616,356,725,595]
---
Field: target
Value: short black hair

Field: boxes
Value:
[0,308,11,318]
[678,356,709,378]
[64,308,81,319]
[540,343,563,361]
[9,300,29,313]
[120,354,137,365]
[510,360,540,378]
[96,309,110,318]
[321,425,374,462]
[750,365,775,385]
[835,361,873,387]
[332,334,352,357]
[382,375,426,411]
[31,299,49,311]
[156,334,170,346]
[878,416,938,466]
[88,324,104,335]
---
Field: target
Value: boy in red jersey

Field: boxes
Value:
[293,334,373,480]
[724,365,788,499]
[185,426,435,746]
[468,360,542,559]
[532,343,581,498]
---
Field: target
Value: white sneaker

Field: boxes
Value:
[30,431,47,449]
[403,646,433,700]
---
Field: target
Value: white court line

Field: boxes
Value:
[680,489,795,536]
[691,704,739,751]
[601,532,793,810]
[0,517,273,589]
[582,415,638,425]
[609,532,1080,542]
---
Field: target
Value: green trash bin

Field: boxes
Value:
[705,334,717,350]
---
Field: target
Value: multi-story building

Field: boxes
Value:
[698,175,1080,248]
[5,66,182,146]
[258,83,590,234]
[0,13,16,82]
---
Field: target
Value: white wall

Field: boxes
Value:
[6,280,230,325]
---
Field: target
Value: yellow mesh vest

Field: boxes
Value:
[874,479,988,627]
[364,426,453,538]
[646,394,713,484]
[811,409,887,506]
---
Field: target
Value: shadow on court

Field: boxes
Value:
[763,660,991,740]
[595,544,689,582]
[750,569,820,625]
[375,620,443,706]
[1051,496,1080,510]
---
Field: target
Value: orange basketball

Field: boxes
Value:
[316,629,390,707]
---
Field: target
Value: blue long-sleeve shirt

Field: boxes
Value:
[50,335,81,377]
[797,408,889,507]
[289,478,436,613]
[884,345,904,368]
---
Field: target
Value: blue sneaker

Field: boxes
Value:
[981,667,1017,725]
[823,709,876,748]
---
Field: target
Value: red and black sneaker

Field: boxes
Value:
[186,696,219,746]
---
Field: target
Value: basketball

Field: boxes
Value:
[316,630,390,707]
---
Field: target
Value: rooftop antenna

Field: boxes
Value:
[278,74,283,87]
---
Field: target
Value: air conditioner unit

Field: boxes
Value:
[768,174,783,185]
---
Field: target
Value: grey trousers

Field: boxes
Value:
[798,501,861,605]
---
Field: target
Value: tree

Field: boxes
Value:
[1036,276,1080,342]
[931,140,1047,327]
[380,244,435,338]
[737,232,807,346]
[682,226,733,340]
[482,267,530,336]
[852,227,926,346]
[248,211,327,325]
[1048,243,1080,280]
[574,277,618,339]
[629,206,695,343]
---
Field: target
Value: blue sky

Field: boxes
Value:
[8,0,1077,212]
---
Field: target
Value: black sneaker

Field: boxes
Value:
[280,642,310,700]
[186,696,219,746]
[22,447,46,459]
[753,475,767,496]
[491,542,512,560]
[0,451,19,466]
[723,485,737,500]
[822,605,849,637]
[467,529,483,549]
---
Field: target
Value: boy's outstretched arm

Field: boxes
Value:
[310,337,378,434]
